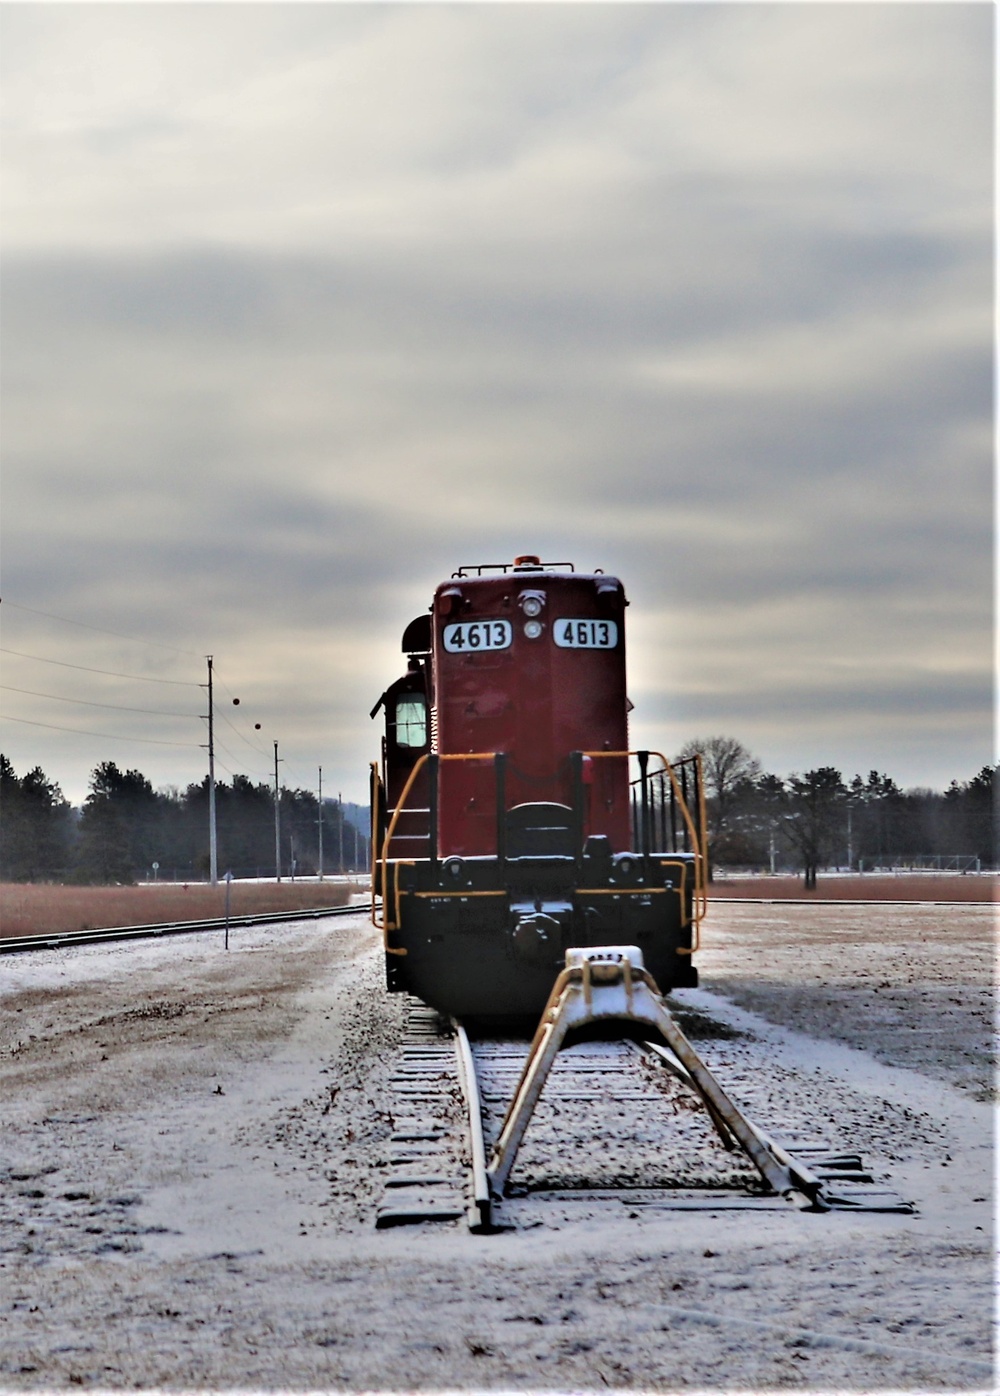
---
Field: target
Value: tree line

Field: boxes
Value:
[0,755,369,884]
[670,737,996,886]
[1,742,995,884]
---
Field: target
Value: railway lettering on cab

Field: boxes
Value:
[370,555,708,1020]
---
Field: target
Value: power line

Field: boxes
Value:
[217,706,271,757]
[282,760,322,792]
[0,647,199,686]
[215,760,269,786]
[211,665,272,756]
[1,599,203,657]
[213,733,271,782]
[1,683,195,719]
[2,714,201,747]
[213,669,243,705]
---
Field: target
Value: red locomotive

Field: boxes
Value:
[371,557,706,1019]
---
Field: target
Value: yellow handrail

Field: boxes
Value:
[369,761,381,924]
[375,746,706,950]
[582,749,708,944]
[378,753,429,937]
[379,751,503,934]
[696,750,708,915]
[387,862,416,951]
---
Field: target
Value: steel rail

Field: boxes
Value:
[1,901,373,955]
[708,897,985,906]
[386,996,913,1228]
[451,1018,493,1231]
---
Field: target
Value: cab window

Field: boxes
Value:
[394,696,428,748]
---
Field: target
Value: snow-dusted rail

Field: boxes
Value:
[375,949,914,1232]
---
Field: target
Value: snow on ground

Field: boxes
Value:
[0,903,994,1391]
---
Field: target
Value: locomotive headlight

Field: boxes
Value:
[523,620,543,639]
[517,589,545,617]
[438,586,463,616]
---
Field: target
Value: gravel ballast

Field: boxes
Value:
[1,902,994,1389]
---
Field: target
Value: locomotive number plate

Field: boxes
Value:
[555,619,619,649]
[443,619,513,652]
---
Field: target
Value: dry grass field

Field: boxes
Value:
[0,879,354,938]
[708,874,995,901]
[1,874,991,939]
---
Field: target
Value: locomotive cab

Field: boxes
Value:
[370,617,432,885]
[371,558,706,1019]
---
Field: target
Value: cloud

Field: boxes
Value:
[0,3,992,805]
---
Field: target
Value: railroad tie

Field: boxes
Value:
[375,1002,468,1228]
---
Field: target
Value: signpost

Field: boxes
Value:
[224,870,233,950]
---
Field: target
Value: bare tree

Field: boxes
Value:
[674,736,762,875]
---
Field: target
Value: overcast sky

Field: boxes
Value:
[1,1,993,809]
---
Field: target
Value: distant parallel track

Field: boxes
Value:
[709,897,986,906]
[0,901,373,955]
[4,897,978,956]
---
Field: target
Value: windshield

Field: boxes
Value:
[394,696,427,748]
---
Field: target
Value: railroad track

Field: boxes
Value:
[376,987,915,1232]
[710,897,986,907]
[0,901,373,955]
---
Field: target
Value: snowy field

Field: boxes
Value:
[1,902,994,1391]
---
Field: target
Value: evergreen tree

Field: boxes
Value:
[0,754,74,880]
[782,767,847,889]
[943,765,997,866]
[74,762,162,884]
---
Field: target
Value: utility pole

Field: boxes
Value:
[317,766,324,881]
[273,740,282,883]
[204,656,218,886]
[338,791,344,876]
